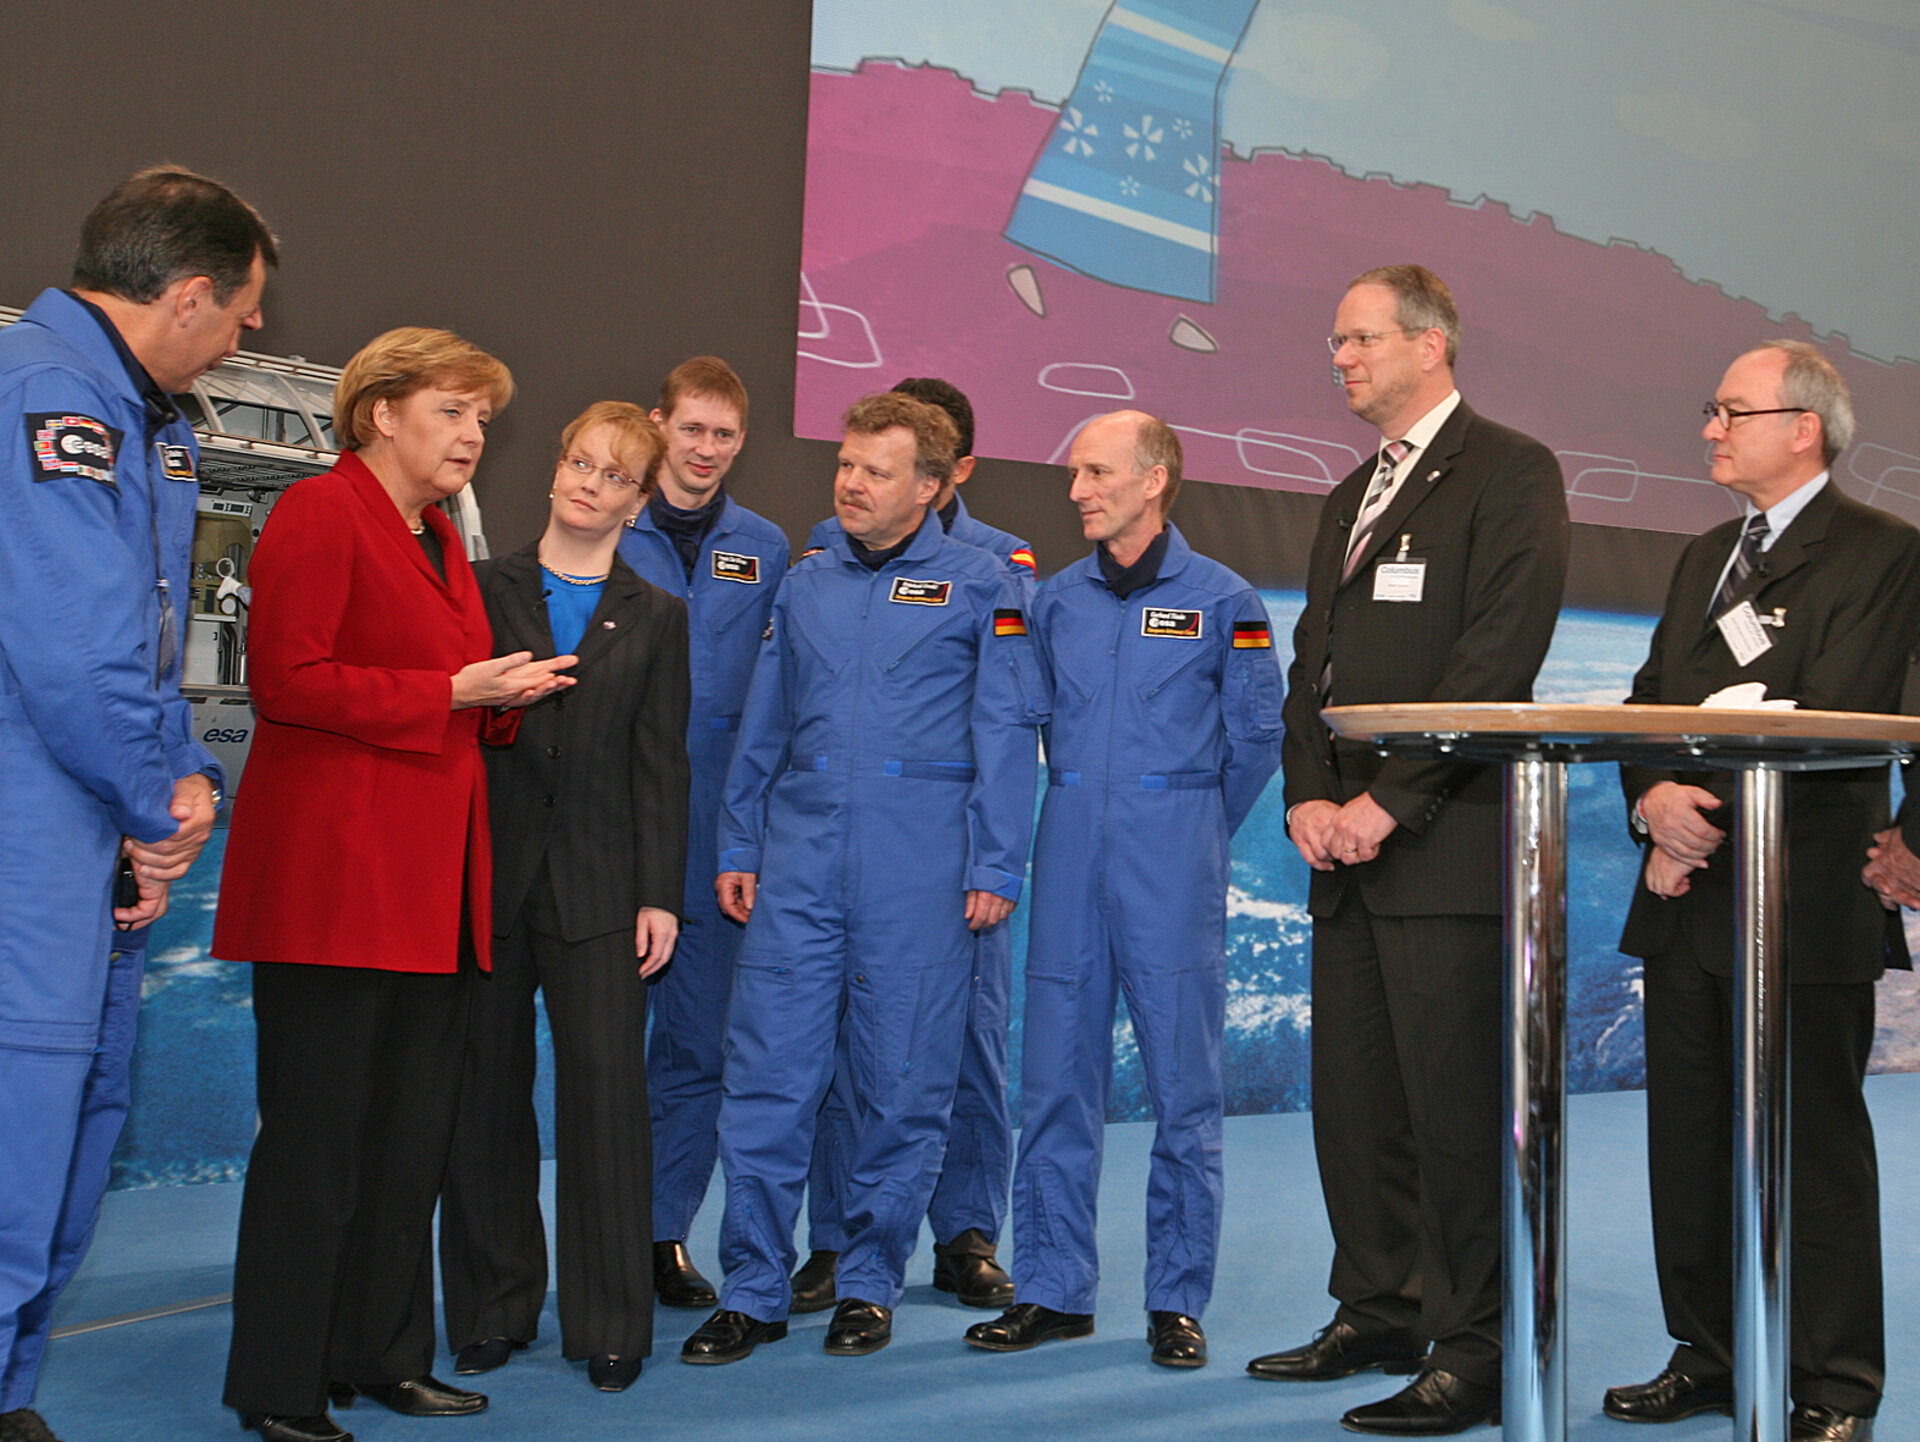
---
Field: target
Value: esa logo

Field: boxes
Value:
[202,726,252,745]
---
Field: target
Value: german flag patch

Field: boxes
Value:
[1007,546,1037,573]
[1232,620,1272,649]
[993,608,1028,637]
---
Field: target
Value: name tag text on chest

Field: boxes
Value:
[1142,607,1203,638]
[890,577,951,605]
[711,550,761,584]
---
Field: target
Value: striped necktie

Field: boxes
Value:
[1711,512,1769,619]
[1342,439,1411,582]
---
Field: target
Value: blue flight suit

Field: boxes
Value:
[804,496,1038,1254]
[0,289,220,1410]
[714,511,1042,1317]
[620,494,788,1243]
[1011,523,1281,1319]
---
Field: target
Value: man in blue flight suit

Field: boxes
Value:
[965,409,1283,1370]
[0,168,275,1442]
[610,358,788,1317]
[794,377,1037,1314]
[680,392,1042,1364]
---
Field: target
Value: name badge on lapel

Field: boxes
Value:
[1716,600,1773,667]
[711,550,760,584]
[890,577,951,605]
[1372,562,1425,603]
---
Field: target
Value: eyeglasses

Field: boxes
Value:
[1327,328,1420,355]
[1701,401,1808,429]
[562,454,641,490]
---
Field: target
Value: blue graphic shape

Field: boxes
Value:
[1004,0,1258,302]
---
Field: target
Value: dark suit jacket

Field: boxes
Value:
[478,544,692,944]
[1619,482,1920,982]
[1282,400,1569,917]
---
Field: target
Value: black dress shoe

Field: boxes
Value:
[1341,1367,1500,1436]
[329,1377,487,1417]
[653,1240,718,1309]
[0,1410,65,1442]
[587,1355,643,1391]
[789,1249,838,1313]
[240,1414,350,1442]
[933,1229,1016,1308]
[453,1336,525,1375]
[679,1308,789,1365]
[1602,1367,1733,1423]
[824,1299,893,1356]
[1247,1319,1426,1381]
[964,1302,1096,1352]
[1791,1404,1875,1440]
[1148,1311,1207,1368]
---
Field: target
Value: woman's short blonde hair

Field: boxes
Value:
[332,327,515,450]
[560,401,665,494]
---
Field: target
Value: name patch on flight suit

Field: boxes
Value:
[159,444,196,480]
[711,550,761,584]
[1141,607,1203,639]
[890,577,951,606]
[27,413,121,487]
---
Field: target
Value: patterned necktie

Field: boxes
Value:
[1711,511,1770,618]
[1342,439,1411,582]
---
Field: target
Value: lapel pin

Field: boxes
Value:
[602,620,617,629]
[1426,469,1441,482]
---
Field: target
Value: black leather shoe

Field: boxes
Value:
[1791,1404,1875,1441]
[239,1416,350,1442]
[789,1249,838,1313]
[965,1302,1096,1352]
[587,1355,643,1391]
[1247,1319,1426,1381]
[1602,1367,1733,1423]
[824,1298,893,1356]
[1148,1311,1207,1368]
[1341,1367,1500,1435]
[0,1410,65,1442]
[329,1377,486,1417]
[653,1240,718,1309]
[679,1308,789,1365]
[933,1229,1015,1308]
[453,1336,524,1375]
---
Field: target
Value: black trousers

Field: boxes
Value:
[1642,931,1883,1417]
[439,864,654,1360]
[1309,897,1504,1389]
[224,960,471,1417]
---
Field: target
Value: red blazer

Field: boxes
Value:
[214,452,494,972]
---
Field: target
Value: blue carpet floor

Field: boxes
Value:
[38,1075,1920,1440]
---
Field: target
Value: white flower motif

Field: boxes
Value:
[1059,106,1099,157]
[1093,79,1115,103]
[1183,153,1214,202]
[1172,117,1194,139]
[1119,175,1141,198]
[1123,114,1163,162]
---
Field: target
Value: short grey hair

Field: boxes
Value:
[1759,339,1854,466]
[1349,263,1459,367]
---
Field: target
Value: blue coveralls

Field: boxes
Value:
[805,496,1038,1254]
[714,511,1042,1318]
[1011,524,1281,1319]
[620,494,788,1243]
[0,289,220,1409]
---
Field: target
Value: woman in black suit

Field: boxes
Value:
[439,402,691,1393]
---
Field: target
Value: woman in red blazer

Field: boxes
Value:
[215,328,572,1442]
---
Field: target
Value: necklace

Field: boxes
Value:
[540,558,610,585]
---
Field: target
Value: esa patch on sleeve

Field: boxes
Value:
[1141,606,1203,639]
[889,577,952,606]
[993,608,1028,636]
[1231,620,1272,649]
[711,550,761,583]
[27,413,123,486]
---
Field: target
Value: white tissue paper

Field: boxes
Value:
[1699,682,1797,710]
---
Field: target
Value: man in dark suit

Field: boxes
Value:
[1605,342,1920,1442]
[1248,264,1568,1435]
